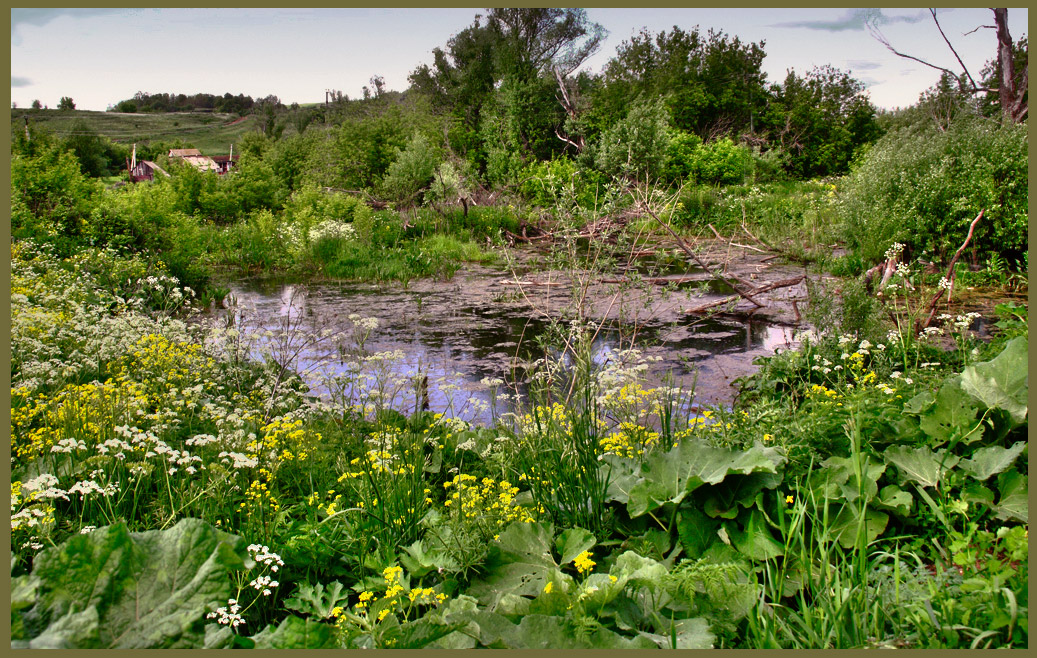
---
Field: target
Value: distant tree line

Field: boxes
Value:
[110,91,274,115]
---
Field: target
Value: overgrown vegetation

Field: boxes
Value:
[9,7,1028,650]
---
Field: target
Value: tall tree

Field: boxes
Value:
[592,26,767,141]
[762,65,880,179]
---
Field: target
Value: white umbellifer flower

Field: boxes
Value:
[890,371,901,379]
[938,277,953,291]
[80,525,97,534]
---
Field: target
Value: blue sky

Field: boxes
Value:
[10,8,1029,112]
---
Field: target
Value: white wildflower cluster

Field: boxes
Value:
[51,438,87,453]
[938,277,953,291]
[207,599,245,628]
[895,263,911,278]
[68,479,119,500]
[309,219,356,243]
[884,242,905,261]
[952,312,981,331]
[79,525,97,534]
[219,451,259,469]
[249,574,280,596]
[248,544,285,572]
[921,326,944,340]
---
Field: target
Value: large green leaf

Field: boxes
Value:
[992,470,1028,523]
[884,445,959,488]
[918,377,983,445]
[252,615,336,649]
[871,484,913,517]
[638,617,715,649]
[15,519,248,649]
[725,509,784,560]
[701,471,784,519]
[554,527,596,565]
[494,614,657,649]
[959,441,1027,481]
[808,455,885,504]
[960,336,1028,426]
[625,439,784,518]
[677,506,720,558]
[467,522,565,608]
[829,504,889,548]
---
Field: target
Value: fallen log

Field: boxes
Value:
[643,205,765,308]
[686,275,806,315]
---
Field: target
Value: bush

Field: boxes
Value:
[594,98,671,182]
[838,116,1028,265]
[379,132,440,205]
[685,137,753,186]
[518,158,603,209]
[11,145,98,246]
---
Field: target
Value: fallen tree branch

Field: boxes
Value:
[921,210,984,330]
[643,205,765,308]
[686,275,806,315]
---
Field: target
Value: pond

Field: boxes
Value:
[218,248,806,424]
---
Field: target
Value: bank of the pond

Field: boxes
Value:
[216,239,813,422]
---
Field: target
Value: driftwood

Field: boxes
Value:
[643,205,766,308]
[920,210,984,330]
[707,223,768,253]
[686,275,806,315]
[498,279,562,287]
[600,276,701,286]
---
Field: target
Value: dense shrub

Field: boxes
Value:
[518,157,604,209]
[838,116,1028,265]
[11,145,98,248]
[379,132,440,204]
[594,98,671,182]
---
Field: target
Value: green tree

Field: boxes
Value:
[62,119,115,177]
[591,26,767,142]
[761,65,880,178]
[31,99,42,109]
[57,96,75,110]
[593,97,672,182]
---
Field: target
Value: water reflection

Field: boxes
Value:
[221,275,801,424]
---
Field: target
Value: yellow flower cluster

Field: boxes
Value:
[574,550,596,574]
[443,474,536,529]
[520,402,572,436]
[249,417,320,467]
[240,468,280,517]
[598,421,660,460]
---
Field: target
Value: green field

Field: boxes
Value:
[10,108,261,155]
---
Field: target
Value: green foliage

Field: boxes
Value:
[593,98,671,182]
[839,115,1028,265]
[763,65,881,179]
[518,157,603,209]
[57,96,75,111]
[592,26,767,140]
[684,137,753,186]
[12,519,248,649]
[11,144,99,249]
[380,132,440,204]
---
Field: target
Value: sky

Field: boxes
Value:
[10,8,1029,112]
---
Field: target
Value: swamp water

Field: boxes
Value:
[219,254,803,425]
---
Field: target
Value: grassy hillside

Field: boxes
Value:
[11,108,261,155]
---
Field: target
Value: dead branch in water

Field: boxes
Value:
[921,210,984,330]
[686,275,806,315]
[642,205,766,308]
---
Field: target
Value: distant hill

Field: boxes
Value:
[11,108,261,155]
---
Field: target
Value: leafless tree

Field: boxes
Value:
[868,8,1026,122]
